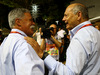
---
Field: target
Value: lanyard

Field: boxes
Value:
[10,31,25,36]
[76,24,92,33]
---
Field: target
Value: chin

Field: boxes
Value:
[28,32,34,36]
[66,26,70,29]
[28,34,33,37]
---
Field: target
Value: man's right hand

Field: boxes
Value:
[24,36,43,58]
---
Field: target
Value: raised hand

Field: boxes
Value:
[24,36,43,58]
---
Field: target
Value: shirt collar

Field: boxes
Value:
[70,21,91,40]
[11,29,27,36]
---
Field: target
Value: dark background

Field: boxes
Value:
[0,0,74,30]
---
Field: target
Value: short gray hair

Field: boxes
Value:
[8,8,30,29]
[72,4,89,20]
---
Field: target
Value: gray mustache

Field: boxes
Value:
[30,25,35,29]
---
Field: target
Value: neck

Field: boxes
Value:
[78,18,88,25]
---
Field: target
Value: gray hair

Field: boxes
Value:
[8,8,30,29]
[72,4,89,20]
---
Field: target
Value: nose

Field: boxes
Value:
[62,17,65,21]
[32,21,35,25]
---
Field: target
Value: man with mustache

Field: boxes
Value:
[0,8,44,75]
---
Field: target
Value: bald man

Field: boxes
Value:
[25,3,100,75]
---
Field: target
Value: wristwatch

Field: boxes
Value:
[42,52,49,60]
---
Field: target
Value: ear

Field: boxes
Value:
[15,18,21,27]
[77,11,82,21]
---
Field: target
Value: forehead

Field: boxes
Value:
[23,12,32,18]
[64,5,74,15]
[50,24,56,28]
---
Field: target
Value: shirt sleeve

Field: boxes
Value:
[14,39,44,75]
[44,55,74,75]
[44,36,87,75]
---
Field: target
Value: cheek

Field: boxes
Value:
[24,23,31,29]
[21,24,31,31]
[67,16,73,23]
[69,16,76,24]
[54,30,57,33]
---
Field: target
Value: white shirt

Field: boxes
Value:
[44,21,100,75]
[36,32,43,45]
[57,29,66,38]
[0,29,44,75]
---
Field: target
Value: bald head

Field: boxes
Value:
[67,3,89,20]
[69,3,85,7]
[62,3,89,30]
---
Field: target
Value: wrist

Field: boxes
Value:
[39,52,44,58]
[42,52,49,60]
[61,45,64,47]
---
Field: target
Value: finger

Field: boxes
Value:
[24,37,35,42]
